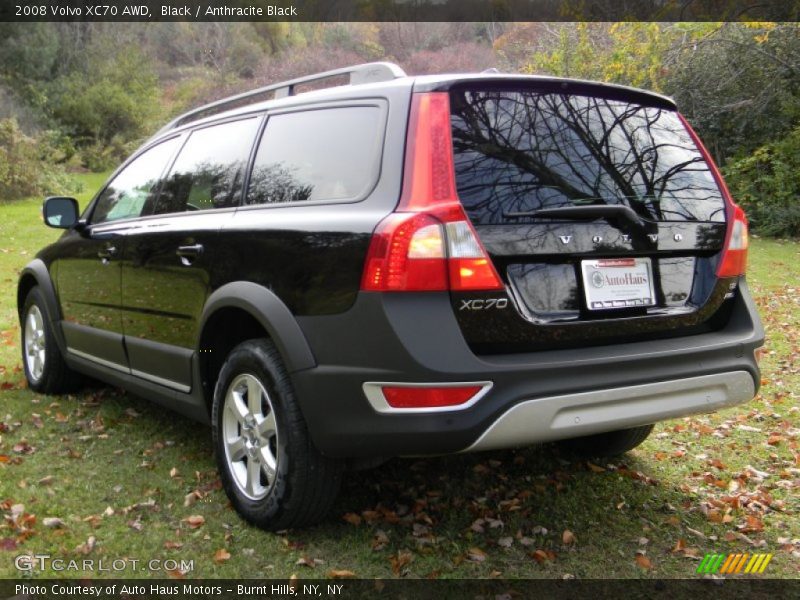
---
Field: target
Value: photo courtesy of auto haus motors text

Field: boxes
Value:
[14,582,345,597]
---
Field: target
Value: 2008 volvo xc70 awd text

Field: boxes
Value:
[18,63,764,530]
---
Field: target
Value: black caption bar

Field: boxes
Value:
[0,579,798,600]
[1,0,799,22]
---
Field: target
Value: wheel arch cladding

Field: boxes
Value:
[198,281,317,382]
[17,260,66,350]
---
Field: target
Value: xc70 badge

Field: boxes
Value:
[459,298,509,311]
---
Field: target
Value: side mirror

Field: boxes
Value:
[43,197,80,229]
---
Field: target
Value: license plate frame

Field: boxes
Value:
[581,257,656,311]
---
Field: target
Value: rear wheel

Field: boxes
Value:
[212,339,343,530]
[21,286,82,394]
[556,424,655,458]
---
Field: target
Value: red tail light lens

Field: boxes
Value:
[361,92,503,292]
[382,385,484,409]
[361,213,448,291]
[717,205,749,277]
[678,113,749,277]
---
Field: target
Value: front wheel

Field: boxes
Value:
[212,339,343,531]
[21,286,82,394]
[556,424,655,458]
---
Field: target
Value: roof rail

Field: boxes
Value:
[153,61,406,138]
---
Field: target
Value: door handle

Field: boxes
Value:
[97,245,117,262]
[176,243,203,265]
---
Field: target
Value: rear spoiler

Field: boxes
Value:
[413,74,677,111]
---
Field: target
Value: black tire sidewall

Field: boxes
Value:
[211,340,294,525]
[21,287,60,393]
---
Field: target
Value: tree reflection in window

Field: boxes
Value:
[156,118,260,215]
[91,138,180,224]
[245,107,381,206]
[450,90,725,226]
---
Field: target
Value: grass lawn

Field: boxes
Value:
[0,173,798,579]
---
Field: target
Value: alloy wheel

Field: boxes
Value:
[24,305,46,382]
[221,373,280,500]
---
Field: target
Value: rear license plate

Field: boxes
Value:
[581,258,655,310]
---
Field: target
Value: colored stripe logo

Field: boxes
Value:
[697,553,773,574]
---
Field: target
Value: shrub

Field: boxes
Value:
[0,118,78,201]
[724,126,800,238]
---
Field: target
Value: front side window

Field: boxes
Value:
[155,118,260,215]
[245,106,382,206]
[91,138,179,224]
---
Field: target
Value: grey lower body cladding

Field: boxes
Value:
[464,371,754,452]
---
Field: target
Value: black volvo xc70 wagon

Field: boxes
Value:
[18,63,764,529]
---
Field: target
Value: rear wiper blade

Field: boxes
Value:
[504,205,649,229]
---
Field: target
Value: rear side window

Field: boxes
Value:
[91,138,179,224]
[155,117,260,214]
[450,89,726,225]
[245,106,382,205]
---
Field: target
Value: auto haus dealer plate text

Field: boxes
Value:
[581,258,656,310]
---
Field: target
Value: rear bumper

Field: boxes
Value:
[292,280,763,458]
[465,371,754,452]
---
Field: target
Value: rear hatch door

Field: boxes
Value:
[447,82,731,353]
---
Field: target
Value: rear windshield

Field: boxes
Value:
[450,88,726,225]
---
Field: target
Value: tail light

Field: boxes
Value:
[679,114,749,278]
[361,92,503,292]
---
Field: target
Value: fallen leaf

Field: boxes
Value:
[530,549,556,563]
[0,538,18,551]
[327,569,356,579]
[372,529,389,551]
[169,467,179,478]
[167,569,186,579]
[562,530,577,545]
[184,491,203,507]
[75,535,96,555]
[342,512,362,526]
[498,536,513,548]
[183,515,205,529]
[213,549,231,564]
[467,547,487,562]
[389,550,413,575]
[635,554,652,570]
[740,515,764,533]
[38,475,55,486]
[43,517,66,528]
[12,441,35,455]
[296,556,324,568]
[164,540,183,549]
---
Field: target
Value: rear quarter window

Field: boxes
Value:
[245,106,383,206]
[450,89,726,225]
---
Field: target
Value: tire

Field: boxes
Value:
[211,339,343,531]
[556,424,655,459]
[20,286,82,394]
